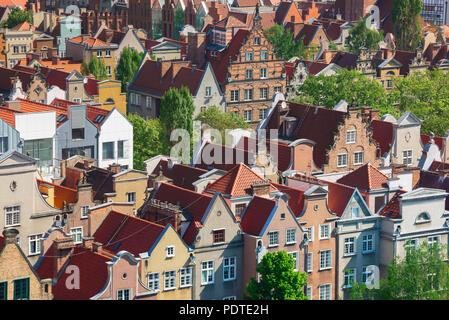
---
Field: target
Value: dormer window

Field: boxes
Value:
[416,212,431,224]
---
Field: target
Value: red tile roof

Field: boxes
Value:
[326,180,356,217]
[205,163,277,197]
[11,21,35,31]
[94,210,165,256]
[0,106,18,127]
[68,36,113,48]
[378,190,407,219]
[272,182,305,216]
[0,235,4,250]
[429,160,449,172]
[196,142,255,171]
[337,163,389,191]
[370,119,394,156]
[240,196,276,235]
[421,134,444,151]
[152,159,208,190]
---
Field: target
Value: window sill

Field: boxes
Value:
[80,216,88,220]
[362,251,375,255]
[163,288,176,292]
[223,278,236,282]
[344,253,356,257]
[5,224,21,228]
[319,237,330,241]
[415,220,431,225]
[319,267,332,271]
[285,242,297,246]
[268,244,279,248]
[201,282,214,286]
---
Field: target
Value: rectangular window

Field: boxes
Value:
[223,257,236,281]
[344,269,356,288]
[213,229,225,243]
[362,234,374,253]
[244,110,253,122]
[205,86,212,96]
[354,151,364,165]
[286,228,296,244]
[117,289,130,300]
[337,153,348,167]
[5,206,20,227]
[235,203,245,217]
[166,246,175,258]
[304,226,313,242]
[230,90,239,102]
[351,207,360,218]
[274,86,282,93]
[28,234,42,256]
[245,69,253,79]
[387,79,393,89]
[70,227,83,244]
[244,89,253,101]
[9,59,16,68]
[254,37,261,45]
[428,236,440,249]
[403,150,413,166]
[346,130,356,144]
[81,206,89,218]
[245,52,253,61]
[97,50,102,57]
[105,50,111,57]
[268,231,279,247]
[306,252,313,272]
[319,250,332,270]
[406,239,418,252]
[260,68,267,79]
[135,94,141,105]
[148,273,160,291]
[201,260,214,285]
[319,224,330,239]
[319,284,331,300]
[102,142,114,160]
[306,286,312,300]
[261,51,268,60]
[117,140,125,159]
[200,106,207,113]
[362,266,374,285]
[0,137,8,154]
[288,251,299,271]
[106,66,111,76]
[127,192,136,203]
[14,278,29,300]
[259,108,267,120]
[0,281,6,300]
[72,128,85,140]
[146,96,152,109]
[164,271,176,290]
[344,237,355,255]
[13,46,19,54]
[260,87,268,99]
[180,267,192,288]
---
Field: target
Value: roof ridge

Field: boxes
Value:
[109,210,166,228]
[160,182,214,198]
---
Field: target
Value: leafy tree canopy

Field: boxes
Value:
[391,0,423,51]
[1,7,33,28]
[346,17,384,54]
[115,47,144,91]
[83,55,108,80]
[244,251,308,300]
[264,24,309,61]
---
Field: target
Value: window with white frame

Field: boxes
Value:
[346,130,356,144]
[244,109,253,122]
[260,68,267,79]
[306,286,312,300]
[246,69,253,79]
[261,50,268,60]
[244,89,253,101]
[135,94,141,105]
[274,86,282,93]
[201,261,214,285]
[223,257,236,281]
[106,66,111,76]
[304,227,313,242]
[180,267,192,288]
[268,231,279,247]
[319,224,330,239]
[117,289,130,300]
[245,52,253,61]
[223,296,237,300]
[337,153,348,167]
[319,284,331,300]
[405,239,418,252]
[344,269,356,288]
[28,234,42,255]
[416,212,431,224]
[148,272,160,291]
[105,50,111,57]
[428,236,440,249]
[146,96,152,109]
[97,50,102,57]
[164,271,176,290]
[259,108,267,120]
[351,207,360,218]
[286,228,296,244]
[166,246,175,258]
[127,192,136,203]
[205,86,212,96]
[117,140,125,159]
[288,251,299,271]
[5,206,20,227]
[344,237,355,255]
[362,266,374,285]
[230,90,239,102]
[319,250,332,269]
[81,206,89,218]
[254,37,261,45]
[70,227,83,244]
[306,252,313,272]
[354,151,364,165]
[260,87,268,99]
[403,150,412,165]
[362,234,374,253]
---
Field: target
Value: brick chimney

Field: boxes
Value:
[159,61,171,78]
[6,100,21,112]
[2,228,19,244]
[82,236,95,249]
[108,163,121,174]
[321,50,337,64]
[251,181,271,197]
[53,237,76,280]
[47,47,58,59]
[92,241,103,253]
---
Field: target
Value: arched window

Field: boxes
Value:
[415,212,431,224]
[386,71,395,76]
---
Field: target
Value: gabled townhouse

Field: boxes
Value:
[34,228,156,300]
[240,193,305,295]
[0,228,52,300]
[378,187,449,277]
[0,23,34,68]
[285,22,330,53]
[258,99,381,178]
[0,151,60,264]
[127,58,225,119]
[57,14,82,58]
[66,35,118,79]
[274,1,303,26]
[141,182,244,300]
[92,210,193,300]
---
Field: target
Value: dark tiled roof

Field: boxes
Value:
[378,189,407,219]
[419,171,449,210]
[240,196,276,235]
[326,180,356,217]
[421,134,444,151]
[370,119,394,156]
[151,159,208,191]
[196,142,255,171]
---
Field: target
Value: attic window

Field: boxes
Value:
[213,229,225,244]
[93,114,105,123]
[280,213,286,220]
[416,212,431,224]
[57,114,67,123]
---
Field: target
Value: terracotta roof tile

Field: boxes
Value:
[0,106,19,127]
[421,134,444,151]
[240,196,276,235]
[326,180,356,217]
[151,159,207,190]
[378,190,407,219]
[337,163,389,191]
[272,183,305,216]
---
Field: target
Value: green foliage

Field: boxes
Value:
[391,0,423,51]
[1,7,33,28]
[80,59,90,76]
[195,106,249,142]
[293,69,396,116]
[115,47,144,91]
[152,21,162,40]
[264,24,309,61]
[328,41,338,51]
[349,240,449,300]
[244,251,308,300]
[126,114,164,170]
[173,7,184,40]
[346,17,384,54]
[87,55,108,80]
[159,87,195,159]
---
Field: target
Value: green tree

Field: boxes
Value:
[81,59,90,76]
[115,47,144,91]
[152,21,162,40]
[173,7,184,40]
[87,55,108,80]
[195,106,249,142]
[350,240,449,300]
[1,7,33,28]
[389,69,449,136]
[159,87,195,160]
[264,24,309,60]
[346,17,384,54]
[391,0,423,51]
[328,41,338,51]
[244,251,307,300]
[126,114,164,170]
[293,69,396,116]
